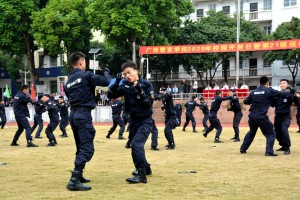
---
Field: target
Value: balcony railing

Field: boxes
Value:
[150,67,272,81]
[244,10,272,22]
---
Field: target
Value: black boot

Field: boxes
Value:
[118,135,125,140]
[27,140,38,147]
[10,139,19,146]
[126,168,147,184]
[79,173,91,183]
[106,133,111,139]
[132,164,152,176]
[193,127,198,133]
[234,136,240,142]
[66,171,92,191]
[47,139,56,146]
[125,140,131,149]
[166,144,175,150]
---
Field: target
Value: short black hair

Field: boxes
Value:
[20,84,29,91]
[191,95,196,99]
[121,61,137,71]
[259,76,269,85]
[229,89,235,92]
[215,90,221,95]
[42,94,50,98]
[199,97,204,101]
[280,79,289,84]
[69,52,86,67]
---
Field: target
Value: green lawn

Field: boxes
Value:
[0,125,299,200]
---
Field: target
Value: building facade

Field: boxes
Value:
[185,0,300,89]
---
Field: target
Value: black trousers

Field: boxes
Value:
[274,114,291,148]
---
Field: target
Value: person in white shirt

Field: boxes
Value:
[222,82,229,90]
[213,83,220,90]
[172,85,178,93]
[231,83,238,89]
[240,81,249,89]
[192,79,198,93]
[204,85,212,90]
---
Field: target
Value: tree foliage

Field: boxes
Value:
[0,0,46,85]
[31,0,92,72]
[263,17,300,87]
[86,0,194,63]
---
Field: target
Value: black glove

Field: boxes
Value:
[135,82,143,94]
[115,73,122,85]
[102,67,110,73]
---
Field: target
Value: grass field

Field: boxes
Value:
[1,125,300,200]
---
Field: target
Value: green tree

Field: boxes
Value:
[263,17,300,87]
[31,0,92,73]
[86,0,194,65]
[0,0,47,86]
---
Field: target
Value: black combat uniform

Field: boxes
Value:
[182,97,201,132]
[225,94,243,142]
[64,67,111,190]
[31,98,47,138]
[203,94,225,143]
[106,99,125,139]
[240,85,288,156]
[272,88,295,155]
[199,98,209,132]
[0,101,7,129]
[11,91,39,147]
[57,99,70,137]
[161,91,176,149]
[175,103,182,126]
[45,99,60,146]
[108,78,154,184]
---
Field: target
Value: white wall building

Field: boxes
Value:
[191,0,300,88]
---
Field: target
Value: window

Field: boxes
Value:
[263,60,271,67]
[235,0,244,11]
[284,0,297,7]
[264,0,272,10]
[209,4,216,11]
[59,54,64,66]
[197,9,204,17]
[263,26,272,36]
[50,80,57,94]
[50,56,57,67]
[223,6,230,14]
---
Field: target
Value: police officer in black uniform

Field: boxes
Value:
[272,79,295,155]
[203,90,225,143]
[224,89,243,142]
[65,52,111,191]
[122,105,131,132]
[10,84,40,147]
[44,94,60,146]
[198,97,209,132]
[161,88,176,150]
[182,96,201,132]
[32,95,47,138]
[108,61,154,184]
[0,99,7,129]
[240,76,289,156]
[106,97,125,140]
[175,99,182,126]
[295,92,300,132]
[57,96,69,138]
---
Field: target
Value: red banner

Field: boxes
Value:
[139,39,300,55]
